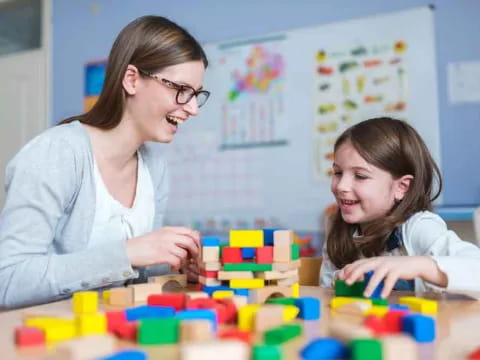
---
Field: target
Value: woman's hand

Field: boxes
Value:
[126,226,200,270]
[337,256,448,298]
[181,258,201,283]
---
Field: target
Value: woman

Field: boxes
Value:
[0,15,210,308]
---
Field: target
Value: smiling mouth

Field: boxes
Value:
[166,115,185,127]
[340,199,360,205]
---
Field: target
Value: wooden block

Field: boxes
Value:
[257,269,298,280]
[199,269,218,278]
[398,297,438,315]
[222,247,243,263]
[128,283,165,302]
[76,313,107,336]
[148,274,187,292]
[212,290,235,299]
[328,320,373,342]
[218,271,254,280]
[50,335,116,360]
[25,318,76,343]
[238,304,261,331]
[254,305,284,332]
[181,340,250,360]
[230,279,265,289]
[292,282,300,298]
[381,335,418,360]
[335,301,371,316]
[256,246,274,264]
[102,290,111,304]
[202,246,220,262]
[230,295,248,309]
[273,230,295,246]
[277,274,299,286]
[330,297,372,310]
[201,262,222,271]
[298,257,322,286]
[366,305,389,317]
[72,291,98,314]
[273,244,291,262]
[198,276,222,287]
[229,230,264,248]
[15,326,45,347]
[272,260,301,271]
[180,319,213,343]
[249,285,292,304]
[108,287,133,306]
[186,291,209,300]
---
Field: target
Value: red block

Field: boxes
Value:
[218,328,252,344]
[147,293,187,311]
[469,348,480,360]
[384,309,409,333]
[105,310,127,333]
[113,321,137,341]
[200,269,218,278]
[187,298,234,324]
[222,247,242,263]
[15,326,45,347]
[216,298,238,324]
[256,246,273,264]
[364,315,386,336]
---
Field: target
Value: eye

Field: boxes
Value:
[333,170,342,176]
[355,174,368,180]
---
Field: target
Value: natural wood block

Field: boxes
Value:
[249,285,291,304]
[201,262,222,271]
[148,274,187,292]
[381,335,418,360]
[335,301,371,316]
[186,291,209,300]
[50,335,116,360]
[198,276,221,286]
[273,244,291,262]
[108,287,133,306]
[254,305,284,332]
[273,230,295,246]
[256,270,298,280]
[181,340,250,360]
[277,275,299,286]
[298,257,322,286]
[328,320,373,342]
[202,246,220,262]
[272,260,301,271]
[218,271,254,280]
[128,283,165,302]
[180,319,213,343]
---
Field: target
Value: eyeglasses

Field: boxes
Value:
[139,69,210,108]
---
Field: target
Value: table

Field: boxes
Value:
[2,287,480,359]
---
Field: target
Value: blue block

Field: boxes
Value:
[295,297,321,320]
[176,309,218,331]
[202,285,232,296]
[262,228,278,246]
[389,304,410,311]
[402,314,435,342]
[202,237,220,247]
[241,247,256,259]
[301,337,349,359]
[364,271,384,298]
[100,350,147,360]
[125,305,175,321]
[233,288,249,297]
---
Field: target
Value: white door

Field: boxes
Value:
[0,0,50,209]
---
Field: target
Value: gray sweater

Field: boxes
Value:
[0,121,169,308]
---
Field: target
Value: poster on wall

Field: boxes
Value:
[312,41,408,180]
[213,35,289,150]
[84,60,107,112]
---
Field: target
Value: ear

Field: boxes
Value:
[122,64,140,95]
[394,174,413,201]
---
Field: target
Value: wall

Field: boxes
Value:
[52,0,480,207]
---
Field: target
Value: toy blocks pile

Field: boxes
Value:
[199,229,301,302]
[307,272,437,360]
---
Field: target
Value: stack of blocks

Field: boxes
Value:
[199,229,301,303]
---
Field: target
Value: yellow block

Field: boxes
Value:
[229,230,264,247]
[282,305,299,321]
[230,279,265,289]
[73,291,98,314]
[238,304,261,331]
[366,305,389,317]
[212,290,235,299]
[292,282,300,298]
[76,313,107,336]
[102,290,111,304]
[330,297,372,310]
[26,318,76,342]
[398,297,438,315]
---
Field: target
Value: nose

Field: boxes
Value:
[183,96,199,116]
[333,173,351,194]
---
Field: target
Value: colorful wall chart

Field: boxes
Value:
[84,60,107,112]
[312,41,409,180]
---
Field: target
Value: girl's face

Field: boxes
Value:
[127,60,206,143]
[331,141,407,229]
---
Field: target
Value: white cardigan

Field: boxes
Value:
[320,211,480,294]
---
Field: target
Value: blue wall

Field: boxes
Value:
[52,0,480,206]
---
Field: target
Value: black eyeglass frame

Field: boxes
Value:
[139,69,210,107]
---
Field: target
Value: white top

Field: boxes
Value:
[90,150,155,285]
[320,211,480,294]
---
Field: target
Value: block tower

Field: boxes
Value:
[199,229,300,303]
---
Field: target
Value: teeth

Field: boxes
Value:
[342,199,358,205]
[166,115,185,125]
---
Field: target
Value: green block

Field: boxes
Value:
[350,338,382,360]
[224,263,272,271]
[265,297,296,306]
[138,318,179,345]
[219,243,228,258]
[264,324,302,345]
[252,345,282,360]
[291,244,299,260]
[335,279,365,297]
[372,298,389,306]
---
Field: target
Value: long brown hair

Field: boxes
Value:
[326,117,442,268]
[59,15,208,129]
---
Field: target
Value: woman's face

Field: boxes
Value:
[127,60,206,143]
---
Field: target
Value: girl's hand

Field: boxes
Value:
[126,226,201,270]
[338,256,448,298]
[181,258,200,283]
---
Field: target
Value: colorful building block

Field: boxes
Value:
[256,246,274,264]
[241,247,256,259]
[401,314,436,343]
[15,326,45,347]
[177,309,218,331]
[76,313,107,336]
[301,338,348,360]
[125,305,175,321]
[398,297,437,315]
[230,279,265,289]
[202,237,220,247]
[350,338,382,360]
[137,318,180,345]
[264,323,302,345]
[364,271,384,299]
[147,293,187,311]
[295,297,320,320]
[335,279,365,297]
[73,291,98,314]
[229,230,264,248]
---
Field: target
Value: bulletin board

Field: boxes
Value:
[161,7,440,233]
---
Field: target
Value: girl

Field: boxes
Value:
[320,117,480,298]
[0,16,209,308]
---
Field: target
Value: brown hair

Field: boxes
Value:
[59,15,208,129]
[326,117,442,268]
